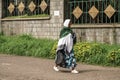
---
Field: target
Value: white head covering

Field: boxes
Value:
[63,19,71,27]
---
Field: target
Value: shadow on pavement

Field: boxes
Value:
[79,69,99,73]
[59,69,99,74]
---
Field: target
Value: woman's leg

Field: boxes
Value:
[69,50,79,73]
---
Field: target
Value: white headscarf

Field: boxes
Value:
[63,19,71,27]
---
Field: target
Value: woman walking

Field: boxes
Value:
[53,19,79,74]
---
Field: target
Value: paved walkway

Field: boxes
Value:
[0,54,120,80]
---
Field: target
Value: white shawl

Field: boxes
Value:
[57,33,73,53]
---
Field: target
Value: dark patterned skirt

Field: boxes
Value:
[64,49,77,69]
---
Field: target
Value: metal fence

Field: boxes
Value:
[2,0,50,18]
[64,0,120,24]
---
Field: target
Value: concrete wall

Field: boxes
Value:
[1,0,64,39]
[72,24,120,44]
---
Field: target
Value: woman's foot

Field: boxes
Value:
[53,66,59,72]
[71,69,79,74]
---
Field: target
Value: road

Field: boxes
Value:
[0,54,120,80]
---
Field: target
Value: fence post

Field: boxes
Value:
[0,0,2,33]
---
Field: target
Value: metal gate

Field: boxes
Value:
[2,0,50,18]
[64,0,120,24]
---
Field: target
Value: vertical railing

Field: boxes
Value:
[2,0,50,18]
[65,0,120,24]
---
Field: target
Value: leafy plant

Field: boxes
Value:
[0,35,55,58]
[0,35,120,66]
[50,42,120,66]
[107,49,120,66]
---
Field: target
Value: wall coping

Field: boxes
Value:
[1,16,51,21]
[71,24,120,28]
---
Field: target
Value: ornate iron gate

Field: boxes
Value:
[64,0,120,24]
[2,0,50,18]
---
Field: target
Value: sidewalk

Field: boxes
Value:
[0,54,120,80]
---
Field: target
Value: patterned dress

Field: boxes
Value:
[64,49,77,68]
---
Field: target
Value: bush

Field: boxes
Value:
[50,41,58,59]
[107,49,120,66]
[0,35,120,66]
[50,42,120,66]
[0,36,6,44]
[0,32,4,36]
[74,42,107,65]
[0,35,55,58]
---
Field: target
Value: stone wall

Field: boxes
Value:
[1,0,120,44]
[72,24,120,44]
[1,0,64,39]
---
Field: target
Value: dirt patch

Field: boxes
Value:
[0,54,120,80]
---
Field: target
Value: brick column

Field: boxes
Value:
[50,0,64,39]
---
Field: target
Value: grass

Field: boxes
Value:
[0,34,120,67]
[0,34,55,58]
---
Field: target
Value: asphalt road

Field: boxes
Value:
[0,54,120,80]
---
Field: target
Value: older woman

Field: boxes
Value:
[53,19,78,74]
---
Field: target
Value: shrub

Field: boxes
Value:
[50,41,58,59]
[0,36,6,44]
[107,49,120,66]
[50,42,120,66]
[0,35,120,66]
[0,35,55,58]
[74,42,91,62]
[74,42,107,65]
[0,32,4,36]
